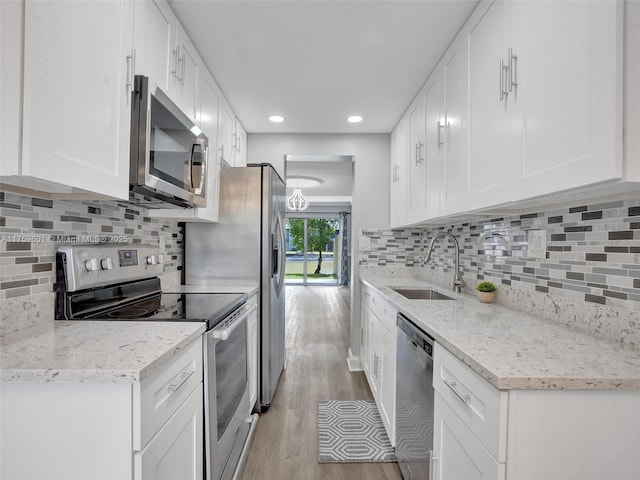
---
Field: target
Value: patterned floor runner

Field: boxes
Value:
[317,400,396,463]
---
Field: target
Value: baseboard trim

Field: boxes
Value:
[347,348,363,372]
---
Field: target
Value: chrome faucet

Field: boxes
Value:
[425,232,465,294]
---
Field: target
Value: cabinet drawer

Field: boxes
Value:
[134,337,203,450]
[379,299,397,337]
[433,343,507,462]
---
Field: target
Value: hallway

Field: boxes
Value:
[241,286,402,480]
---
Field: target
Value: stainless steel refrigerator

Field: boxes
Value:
[184,164,286,412]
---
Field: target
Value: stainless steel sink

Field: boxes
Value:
[390,288,455,301]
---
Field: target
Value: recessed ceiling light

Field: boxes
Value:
[269,115,284,123]
[347,115,363,124]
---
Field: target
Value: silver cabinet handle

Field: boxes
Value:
[171,48,179,78]
[499,59,504,101]
[437,121,446,148]
[415,142,424,165]
[392,164,399,183]
[168,369,194,394]
[219,145,225,164]
[125,49,135,94]
[443,378,471,404]
[181,53,186,86]
[508,48,518,92]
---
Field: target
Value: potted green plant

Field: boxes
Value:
[476,281,496,304]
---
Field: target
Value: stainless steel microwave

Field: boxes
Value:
[130,76,208,208]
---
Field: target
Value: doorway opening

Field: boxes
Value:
[285,216,340,285]
[283,154,353,287]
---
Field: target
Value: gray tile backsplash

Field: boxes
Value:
[360,198,640,345]
[0,191,183,335]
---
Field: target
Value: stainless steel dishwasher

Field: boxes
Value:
[395,313,435,480]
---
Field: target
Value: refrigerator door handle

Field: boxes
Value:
[275,212,286,296]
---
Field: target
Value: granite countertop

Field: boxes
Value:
[0,321,205,384]
[162,283,259,296]
[361,276,640,391]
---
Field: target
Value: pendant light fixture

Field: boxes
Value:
[285,176,324,212]
[286,188,309,211]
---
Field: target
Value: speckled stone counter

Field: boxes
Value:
[0,321,205,383]
[361,276,640,391]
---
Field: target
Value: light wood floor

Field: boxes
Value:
[241,286,402,480]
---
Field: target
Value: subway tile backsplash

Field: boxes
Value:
[360,198,640,346]
[0,191,183,335]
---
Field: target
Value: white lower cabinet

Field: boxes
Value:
[434,393,505,480]
[0,337,204,480]
[433,341,640,480]
[360,282,397,446]
[135,384,203,480]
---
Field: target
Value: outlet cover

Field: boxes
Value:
[528,230,547,258]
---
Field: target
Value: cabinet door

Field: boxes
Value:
[518,0,621,198]
[369,316,382,401]
[234,119,248,167]
[408,97,426,222]
[464,0,520,210]
[441,37,463,216]
[174,23,201,122]
[135,384,204,480]
[424,73,444,220]
[133,0,178,96]
[379,326,396,446]
[390,116,409,228]
[434,393,505,480]
[195,71,222,222]
[0,0,22,176]
[21,0,134,199]
[218,101,236,166]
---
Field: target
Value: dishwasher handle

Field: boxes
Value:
[397,313,434,357]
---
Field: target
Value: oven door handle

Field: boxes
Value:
[211,303,256,341]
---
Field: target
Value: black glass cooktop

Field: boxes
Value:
[57,277,247,329]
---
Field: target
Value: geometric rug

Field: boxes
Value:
[317,400,396,463]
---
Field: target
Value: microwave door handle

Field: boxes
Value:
[190,139,205,192]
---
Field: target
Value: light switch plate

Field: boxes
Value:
[528,229,547,258]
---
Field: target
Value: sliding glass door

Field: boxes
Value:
[285,217,339,285]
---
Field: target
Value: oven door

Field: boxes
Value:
[204,303,256,480]
[131,75,208,208]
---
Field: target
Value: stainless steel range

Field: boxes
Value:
[55,244,258,480]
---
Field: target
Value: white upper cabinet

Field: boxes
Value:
[391,0,630,227]
[9,0,135,200]
[407,97,426,222]
[462,0,622,211]
[423,73,444,221]
[172,23,202,122]
[390,116,409,228]
[463,0,520,211]
[133,0,178,96]
[440,38,464,217]
[234,118,248,167]
[517,0,621,198]
[218,100,236,166]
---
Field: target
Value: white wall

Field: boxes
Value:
[248,133,390,366]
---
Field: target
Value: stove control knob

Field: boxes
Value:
[85,258,99,272]
[157,254,164,264]
[101,258,113,270]
[146,255,157,265]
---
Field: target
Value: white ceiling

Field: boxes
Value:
[168,0,479,134]
[286,155,353,198]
